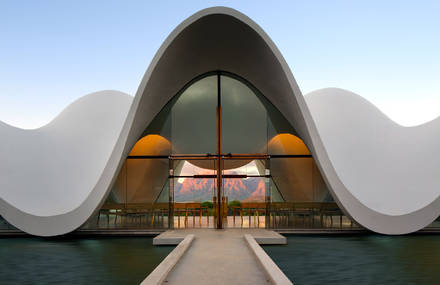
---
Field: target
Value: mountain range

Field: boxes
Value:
[174,176,266,202]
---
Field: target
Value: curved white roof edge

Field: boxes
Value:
[0,6,439,236]
[0,90,134,131]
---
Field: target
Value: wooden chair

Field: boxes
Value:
[122,203,153,227]
[97,203,125,227]
[240,202,266,227]
[290,202,314,227]
[269,202,291,228]
[173,203,187,228]
[185,202,202,226]
[231,205,241,225]
[151,203,169,227]
[320,202,344,228]
[268,202,317,228]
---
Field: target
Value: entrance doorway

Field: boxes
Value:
[166,71,275,229]
[86,71,353,233]
[169,155,270,229]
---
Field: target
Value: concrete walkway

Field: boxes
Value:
[158,229,285,285]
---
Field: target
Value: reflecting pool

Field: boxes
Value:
[0,237,172,285]
[264,235,440,285]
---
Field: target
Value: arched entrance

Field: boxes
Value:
[165,71,272,229]
[85,71,354,231]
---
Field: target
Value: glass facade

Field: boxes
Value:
[221,76,268,154]
[81,158,171,230]
[2,71,439,233]
[81,135,172,230]
[81,71,360,231]
[0,71,438,234]
[171,76,217,154]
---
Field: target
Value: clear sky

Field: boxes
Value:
[1,0,439,128]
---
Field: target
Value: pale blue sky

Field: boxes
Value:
[1,0,439,128]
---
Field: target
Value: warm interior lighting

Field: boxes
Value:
[128,134,171,156]
[268,133,310,155]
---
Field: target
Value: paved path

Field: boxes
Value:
[162,229,280,285]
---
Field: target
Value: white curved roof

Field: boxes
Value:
[0,7,439,236]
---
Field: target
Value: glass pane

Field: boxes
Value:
[172,176,216,229]
[221,75,267,154]
[268,133,311,156]
[224,176,269,229]
[270,157,315,202]
[126,158,169,204]
[223,177,267,202]
[109,161,127,204]
[172,159,216,177]
[266,100,297,145]
[269,178,285,203]
[223,159,266,176]
[141,100,172,150]
[81,158,169,230]
[172,76,217,154]
[129,134,171,156]
[268,156,357,229]
[173,177,216,203]
[172,159,216,202]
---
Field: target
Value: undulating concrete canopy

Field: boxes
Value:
[0,7,439,236]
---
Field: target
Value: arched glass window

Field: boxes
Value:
[171,75,217,154]
[221,75,268,154]
[143,72,299,155]
[83,71,347,231]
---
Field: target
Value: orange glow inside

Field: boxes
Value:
[129,133,309,156]
[129,134,171,156]
[268,133,310,155]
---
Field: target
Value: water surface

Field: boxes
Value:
[0,237,172,285]
[264,235,440,285]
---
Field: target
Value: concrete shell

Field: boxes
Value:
[0,7,439,236]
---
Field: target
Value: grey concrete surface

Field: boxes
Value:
[154,228,286,245]
[163,229,282,284]
[245,234,293,285]
[141,234,194,285]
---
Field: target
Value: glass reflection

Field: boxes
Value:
[81,158,170,230]
[172,76,217,154]
[221,76,267,154]
[80,72,359,232]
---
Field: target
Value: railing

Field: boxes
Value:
[173,202,210,228]
[268,202,359,229]
[81,202,170,230]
